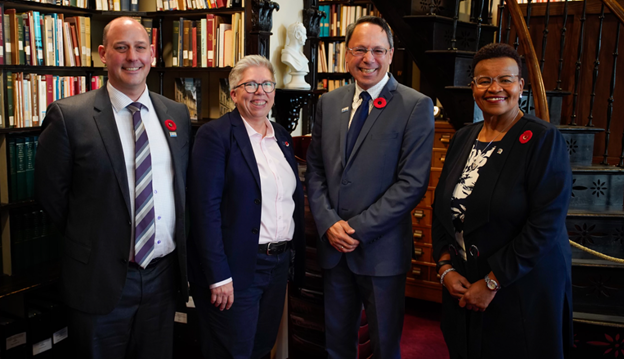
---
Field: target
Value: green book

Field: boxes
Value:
[172,20,179,67]
[3,14,11,65]
[24,136,34,200]
[15,137,26,201]
[0,73,5,127]
[6,71,13,127]
[16,15,24,65]
[8,136,17,202]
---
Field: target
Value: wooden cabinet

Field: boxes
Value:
[405,120,454,303]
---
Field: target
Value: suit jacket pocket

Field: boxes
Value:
[371,132,398,140]
[64,238,91,264]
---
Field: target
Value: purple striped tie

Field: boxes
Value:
[128,102,155,268]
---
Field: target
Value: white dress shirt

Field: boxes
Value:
[107,83,176,261]
[211,116,296,289]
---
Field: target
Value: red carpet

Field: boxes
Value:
[400,298,449,359]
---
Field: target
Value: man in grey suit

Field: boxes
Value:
[306,16,434,359]
[35,17,190,359]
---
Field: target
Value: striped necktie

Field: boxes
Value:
[128,102,155,268]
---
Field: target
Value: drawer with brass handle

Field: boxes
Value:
[432,149,447,168]
[412,245,432,263]
[411,208,432,227]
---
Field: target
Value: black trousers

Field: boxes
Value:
[68,254,178,359]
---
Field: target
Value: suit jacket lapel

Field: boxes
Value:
[230,109,261,189]
[463,118,528,235]
[273,125,298,178]
[438,124,482,238]
[340,85,356,168]
[93,87,132,218]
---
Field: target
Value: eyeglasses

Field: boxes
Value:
[472,74,520,89]
[233,81,277,94]
[347,47,390,58]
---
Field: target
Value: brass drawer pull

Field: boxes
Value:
[414,248,423,256]
[412,268,421,276]
[413,210,425,219]
[440,135,451,144]
[440,155,446,163]
[413,229,423,239]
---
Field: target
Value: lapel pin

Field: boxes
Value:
[165,119,177,137]
[341,107,349,113]
[373,97,387,109]
[497,148,503,154]
[519,130,533,144]
[284,141,289,147]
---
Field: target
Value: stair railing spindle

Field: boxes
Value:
[507,9,513,45]
[476,0,486,51]
[587,4,605,128]
[450,0,461,50]
[497,3,505,43]
[555,0,569,91]
[539,0,551,73]
[603,22,620,165]
[570,0,588,126]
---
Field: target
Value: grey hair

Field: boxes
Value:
[228,55,275,90]
[345,16,393,50]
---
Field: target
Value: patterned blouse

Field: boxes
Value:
[450,140,498,260]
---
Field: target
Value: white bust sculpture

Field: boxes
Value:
[281,22,311,90]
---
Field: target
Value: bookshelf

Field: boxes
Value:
[0,0,278,292]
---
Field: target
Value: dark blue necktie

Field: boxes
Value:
[345,91,371,160]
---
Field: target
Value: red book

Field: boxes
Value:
[69,24,81,67]
[192,26,197,67]
[216,0,225,8]
[45,74,53,104]
[206,14,215,67]
[91,76,97,90]
[152,28,158,66]
[73,76,79,96]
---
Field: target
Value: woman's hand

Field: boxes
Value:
[458,279,496,311]
[442,271,472,299]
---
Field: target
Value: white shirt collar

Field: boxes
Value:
[354,72,390,103]
[108,82,151,113]
[240,115,275,140]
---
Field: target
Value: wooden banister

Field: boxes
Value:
[505,0,550,122]
[601,0,624,25]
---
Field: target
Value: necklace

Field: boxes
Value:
[469,109,522,169]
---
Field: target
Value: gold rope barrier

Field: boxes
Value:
[569,240,624,264]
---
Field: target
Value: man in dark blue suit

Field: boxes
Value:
[306,16,435,359]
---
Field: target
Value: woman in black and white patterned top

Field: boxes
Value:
[432,43,573,359]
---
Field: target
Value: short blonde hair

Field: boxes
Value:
[228,55,275,90]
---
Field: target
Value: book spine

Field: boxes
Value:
[172,20,179,67]
[25,136,34,199]
[8,137,17,201]
[16,137,26,201]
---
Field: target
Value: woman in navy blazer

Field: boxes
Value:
[432,44,573,358]
[187,55,305,359]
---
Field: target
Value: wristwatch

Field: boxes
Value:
[484,274,501,291]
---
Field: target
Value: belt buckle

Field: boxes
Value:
[266,242,273,255]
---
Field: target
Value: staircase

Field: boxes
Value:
[371,0,624,356]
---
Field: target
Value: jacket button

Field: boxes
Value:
[252,228,259,234]
[254,199,261,205]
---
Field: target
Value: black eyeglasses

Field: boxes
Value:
[347,47,390,58]
[233,81,277,94]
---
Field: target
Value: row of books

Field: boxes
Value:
[2,72,103,129]
[15,0,89,9]
[10,207,62,274]
[318,78,353,92]
[172,13,243,68]
[318,4,380,38]
[318,41,347,74]
[153,0,241,11]
[0,7,92,67]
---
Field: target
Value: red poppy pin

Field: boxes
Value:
[165,119,177,131]
[373,97,387,109]
[519,130,533,144]
[284,141,289,147]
